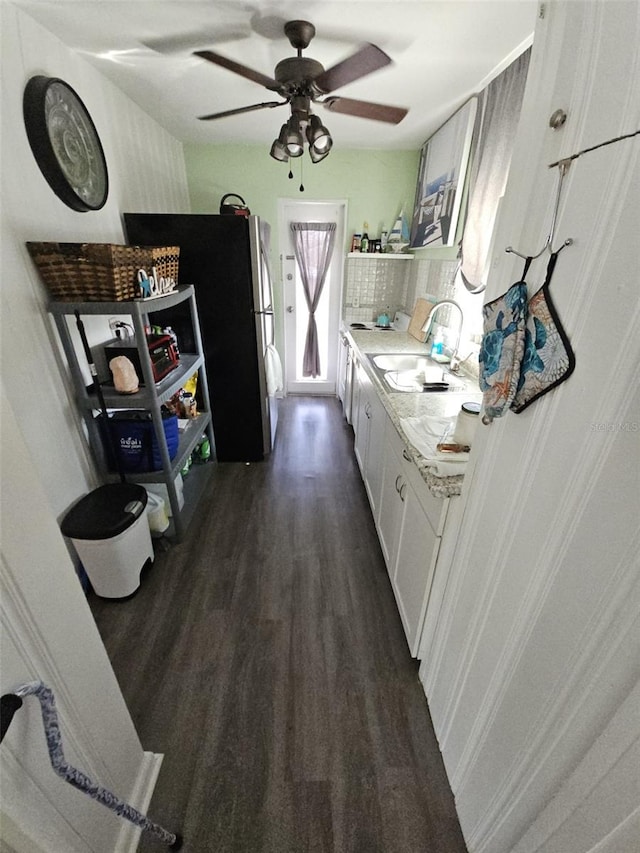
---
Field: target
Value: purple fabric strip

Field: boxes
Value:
[15,681,177,847]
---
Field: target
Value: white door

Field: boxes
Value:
[0,383,160,852]
[278,199,346,395]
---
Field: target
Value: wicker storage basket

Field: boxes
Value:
[26,242,180,302]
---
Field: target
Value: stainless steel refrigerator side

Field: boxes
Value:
[258,218,279,449]
[248,215,274,456]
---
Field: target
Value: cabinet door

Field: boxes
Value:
[395,490,440,656]
[363,390,386,517]
[353,363,370,474]
[337,334,348,405]
[377,432,404,571]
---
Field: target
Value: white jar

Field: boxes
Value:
[452,401,481,447]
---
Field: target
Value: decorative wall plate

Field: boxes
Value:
[23,76,109,212]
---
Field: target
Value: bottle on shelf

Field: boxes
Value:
[360,223,369,253]
[163,326,179,356]
[193,434,211,464]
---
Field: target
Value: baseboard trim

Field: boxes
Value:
[114,751,164,853]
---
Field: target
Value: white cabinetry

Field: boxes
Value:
[377,416,449,656]
[338,331,355,423]
[353,360,368,472]
[353,361,386,516]
[377,428,405,569]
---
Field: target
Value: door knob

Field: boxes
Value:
[286,273,293,280]
[286,305,294,313]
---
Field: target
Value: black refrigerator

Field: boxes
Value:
[124,213,277,462]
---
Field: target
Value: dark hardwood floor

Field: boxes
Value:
[89,396,467,853]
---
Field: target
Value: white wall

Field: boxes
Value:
[1,5,190,850]
[420,2,640,852]
[1,2,190,520]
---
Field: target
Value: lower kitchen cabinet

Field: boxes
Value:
[353,360,386,517]
[377,433,405,569]
[353,360,368,472]
[338,331,355,424]
[394,483,441,655]
[376,415,449,656]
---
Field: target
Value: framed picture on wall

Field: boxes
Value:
[409,97,478,249]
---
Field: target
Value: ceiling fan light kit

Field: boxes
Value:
[194,19,408,165]
[269,95,333,163]
[269,127,289,162]
[306,114,332,154]
[284,117,305,158]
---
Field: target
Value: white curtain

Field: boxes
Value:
[459,48,531,293]
[290,222,337,378]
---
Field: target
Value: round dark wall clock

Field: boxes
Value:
[23,76,109,212]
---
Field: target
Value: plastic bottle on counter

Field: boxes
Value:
[430,328,444,357]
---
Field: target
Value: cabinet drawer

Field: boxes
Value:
[385,419,448,535]
[403,455,449,535]
[384,414,408,461]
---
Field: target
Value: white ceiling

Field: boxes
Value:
[12,0,538,149]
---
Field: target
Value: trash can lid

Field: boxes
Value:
[61,484,148,540]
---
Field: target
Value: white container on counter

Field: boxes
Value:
[452,401,481,447]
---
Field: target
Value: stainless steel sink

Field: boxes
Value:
[370,354,434,372]
[366,352,470,393]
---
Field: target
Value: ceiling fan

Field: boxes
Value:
[194,19,408,162]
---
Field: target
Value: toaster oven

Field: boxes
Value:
[104,333,179,385]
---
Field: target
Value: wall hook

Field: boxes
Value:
[505,159,574,260]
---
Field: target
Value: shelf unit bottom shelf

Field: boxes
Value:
[163,461,214,541]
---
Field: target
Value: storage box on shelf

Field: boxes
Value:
[48,285,213,542]
[28,242,179,302]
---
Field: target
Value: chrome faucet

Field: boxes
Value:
[421,299,465,371]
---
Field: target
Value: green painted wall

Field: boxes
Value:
[183,143,420,253]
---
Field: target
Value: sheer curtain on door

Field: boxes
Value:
[290,221,337,378]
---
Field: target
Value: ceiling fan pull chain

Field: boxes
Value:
[299,158,305,193]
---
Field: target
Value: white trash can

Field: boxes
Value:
[61,484,153,599]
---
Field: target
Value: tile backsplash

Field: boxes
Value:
[343,253,483,379]
[343,255,410,324]
[343,255,459,324]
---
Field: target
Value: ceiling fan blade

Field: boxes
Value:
[194,50,279,90]
[314,43,392,94]
[198,101,288,121]
[322,96,407,125]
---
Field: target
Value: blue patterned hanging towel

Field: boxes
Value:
[479,257,530,419]
[511,251,576,413]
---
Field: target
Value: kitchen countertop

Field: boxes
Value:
[344,327,483,498]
